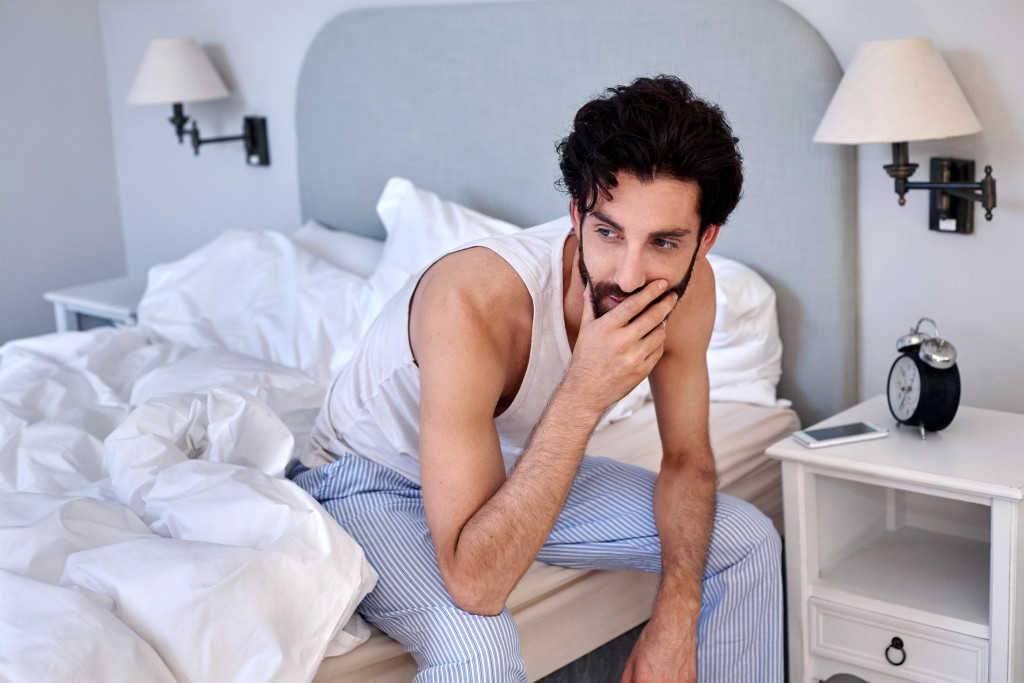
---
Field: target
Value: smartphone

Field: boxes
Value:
[792,421,889,448]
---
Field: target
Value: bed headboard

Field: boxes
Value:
[296,0,857,425]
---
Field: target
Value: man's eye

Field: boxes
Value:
[596,228,616,238]
[653,238,678,249]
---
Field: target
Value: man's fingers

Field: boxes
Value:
[603,279,669,325]
[633,291,679,337]
[637,323,668,364]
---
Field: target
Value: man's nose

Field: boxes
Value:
[615,249,647,295]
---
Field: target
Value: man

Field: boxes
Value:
[291,75,782,682]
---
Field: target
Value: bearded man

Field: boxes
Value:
[290,75,783,683]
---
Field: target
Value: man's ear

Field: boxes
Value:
[570,199,583,239]
[697,224,721,259]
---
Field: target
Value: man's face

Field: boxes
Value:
[573,173,714,318]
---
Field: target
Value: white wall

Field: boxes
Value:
[98,0,526,276]
[779,0,1024,414]
[0,0,123,344]
[89,0,1024,415]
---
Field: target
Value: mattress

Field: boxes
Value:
[313,400,799,682]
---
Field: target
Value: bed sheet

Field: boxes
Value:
[0,327,377,682]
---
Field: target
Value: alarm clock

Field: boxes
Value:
[886,317,960,438]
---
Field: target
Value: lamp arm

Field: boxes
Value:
[904,165,997,220]
[884,142,997,222]
[189,123,245,153]
[185,117,270,166]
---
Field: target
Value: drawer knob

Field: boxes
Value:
[885,636,906,666]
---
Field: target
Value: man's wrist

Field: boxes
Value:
[647,600,699,644]
[549,375,608,429]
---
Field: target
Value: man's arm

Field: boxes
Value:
[413,249,676,615]
[622,256,718,683]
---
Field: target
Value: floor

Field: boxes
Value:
[535,623,644,682]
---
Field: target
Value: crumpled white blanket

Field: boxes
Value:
[0,327,377,682]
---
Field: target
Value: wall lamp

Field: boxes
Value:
[127,38,270,166]
[815,38,995,234]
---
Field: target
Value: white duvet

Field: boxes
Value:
[0,201,787,681]
[0,327,377,682]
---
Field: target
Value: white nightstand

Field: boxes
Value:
[43,275,147,332]
[768,395,1024,683]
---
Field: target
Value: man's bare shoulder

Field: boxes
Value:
[665,256,716,349]
[410,247,533,358]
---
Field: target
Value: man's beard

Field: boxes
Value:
[577,236,699,319]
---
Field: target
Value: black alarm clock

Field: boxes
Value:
[886,317,960,438]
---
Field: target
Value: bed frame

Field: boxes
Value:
[296,0,857,427]
[294,0,856,678]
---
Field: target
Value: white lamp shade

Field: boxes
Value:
[126,38,230,105]
[814,37,981,144]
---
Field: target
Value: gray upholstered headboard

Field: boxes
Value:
[296,0,857,425]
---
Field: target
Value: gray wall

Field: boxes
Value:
[0,0,124,344]
[4,0,1024,415]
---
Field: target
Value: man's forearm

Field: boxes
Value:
[443,383,603,614]
[648,453,717,636]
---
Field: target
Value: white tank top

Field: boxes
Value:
[301,216,575,484]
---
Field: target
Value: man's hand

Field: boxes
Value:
[563,279,678,416]
[620,617,697,683]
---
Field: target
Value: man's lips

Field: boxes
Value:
[607,296,624,308]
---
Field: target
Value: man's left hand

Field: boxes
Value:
[620,618,697,683]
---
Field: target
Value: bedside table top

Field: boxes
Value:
[43,275,147,319]
[768,395,1024,500]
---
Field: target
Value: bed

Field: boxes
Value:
[0,0,856,680]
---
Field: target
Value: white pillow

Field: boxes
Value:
[374,177,520,275]
[137,229,371,386]
[706,254,783,406]
[361,177,523,315]
[291,219,384,279]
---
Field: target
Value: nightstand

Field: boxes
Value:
[43,275,147,332]
[768,395,1024,682]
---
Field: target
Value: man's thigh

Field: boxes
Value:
[292,454,527,680]
[537,455,662,571]
[538,455,779,578]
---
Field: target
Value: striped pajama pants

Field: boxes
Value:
[290,453,783,682]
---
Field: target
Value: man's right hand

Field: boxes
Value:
[564,279,679,416]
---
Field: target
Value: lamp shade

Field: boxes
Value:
[814,37,981,144]
[126,38,230,105]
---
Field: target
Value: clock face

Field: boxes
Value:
[888,354,921,422]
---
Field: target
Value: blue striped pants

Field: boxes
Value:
[290,453,782,682]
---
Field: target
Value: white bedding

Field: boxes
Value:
[0,328,376,682]
[1,179,794,681]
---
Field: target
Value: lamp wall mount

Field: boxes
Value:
[167,103,270,166]
[884,142,996,234]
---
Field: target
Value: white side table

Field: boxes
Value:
[768,395,1024,682]
[43,275,147,332]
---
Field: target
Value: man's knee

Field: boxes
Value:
[708,495,782,575]
[374,606,527,683]
[742,502,782,561]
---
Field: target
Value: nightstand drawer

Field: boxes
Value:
[809,599,988,682]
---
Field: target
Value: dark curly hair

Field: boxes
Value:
[556,75,743,233]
